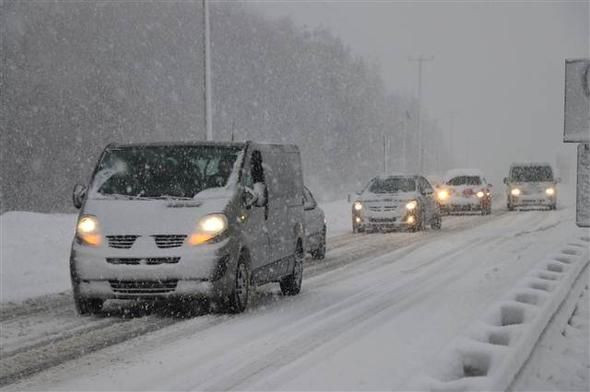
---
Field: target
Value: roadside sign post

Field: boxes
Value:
[564,59,590,227]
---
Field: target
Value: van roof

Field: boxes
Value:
[106,141,247,149]
[105,141,299,153]
[509,162,553,168]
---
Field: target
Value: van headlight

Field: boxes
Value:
[476,191,485,198]
[437,190,449,200]
[545,187,555,196]
[353,201,363,211]
[188,214,228,246]
[406,200,417,210]
[511,188,521,196]
[76,215,102,247]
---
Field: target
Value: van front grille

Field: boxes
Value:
[106,235,139,249]
[109,280,178,294]
[152,234,187,248]
[106,257,180,265]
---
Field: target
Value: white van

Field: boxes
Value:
[70,142,305,314]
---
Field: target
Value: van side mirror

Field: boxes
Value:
[503,177,508,185]
[304,199,316,211]
[242,187,258,209]
[242,183,266,209]
[72,183,87,209]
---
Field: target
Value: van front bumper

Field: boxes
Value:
[70,238,235,300]
[510,194,556,207]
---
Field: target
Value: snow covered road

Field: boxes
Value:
[1,204,588,390]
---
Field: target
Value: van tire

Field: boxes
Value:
[311,228,326,260]
[227,255,250,313]
[281,242,304,296]
[430,214,442,230]
[74,295,103,316]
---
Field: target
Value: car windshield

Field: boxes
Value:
[510,166,553,182]
[369,178,416,193]
[91,145,241,199]
[447,176,482,186]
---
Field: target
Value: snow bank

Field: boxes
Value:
[0,211,76,303]
[410,233,590,391]
[320,199,351,237]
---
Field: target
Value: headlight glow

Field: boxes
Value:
[511,188,521,196]
[476,191,485,198]
[545,187,555,196]
[76,215,102,246]
[188,214,228,246]
[406,200,417,210]
[353,201,363,211]
[437,190,449,200]
[406,215,415,224]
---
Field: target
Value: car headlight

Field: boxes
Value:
[437,190,449,200]
[353,201,363,211]
[511,188,521,196]
[545,187,555,196]
[188,214,228,246]
[476,191,485,198]
[76,215,102,246]
[406,200,417,210]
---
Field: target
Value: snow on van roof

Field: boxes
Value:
[509,162,553,168]
[444,168,484,181]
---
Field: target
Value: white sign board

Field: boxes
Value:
[564,59,590,143]
[577,144,590,227]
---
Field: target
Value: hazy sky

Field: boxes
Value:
[256,0,589,184]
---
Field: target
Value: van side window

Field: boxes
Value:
[251,150,265,184]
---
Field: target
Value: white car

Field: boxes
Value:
[437,169,492,215]
[303,187,326,260]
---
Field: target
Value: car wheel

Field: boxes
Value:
[228,254,250,313]
[507,201,514,211]
[431,214,442,230]
[280,241,304,296]
[74,294,103,316]
[311,228,326,260]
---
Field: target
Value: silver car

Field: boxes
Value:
[352,175,442,233]
[70,141,305,315]
[504,163,558,210]
[303,186,326,260]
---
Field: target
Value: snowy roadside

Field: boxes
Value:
[511,269,589,391]
[0,200,351,304]
[0,212,76,303]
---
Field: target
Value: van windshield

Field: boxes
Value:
[369,178,416,193]
[91,145,241,199]
[510,166,553,182]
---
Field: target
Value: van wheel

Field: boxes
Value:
[431,214,442,230]
[74,295,103,316]
[507,201,514,211]
[281,242,304,296]
[228,255,250,313]
[311,228,326,260]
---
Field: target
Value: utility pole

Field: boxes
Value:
[203,0,213,141]
[449,112,455,168]
[409,55,434,173]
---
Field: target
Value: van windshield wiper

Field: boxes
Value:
[136,195,194,200]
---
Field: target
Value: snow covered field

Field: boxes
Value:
[0,212,76,303]
[1,197,588,391]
